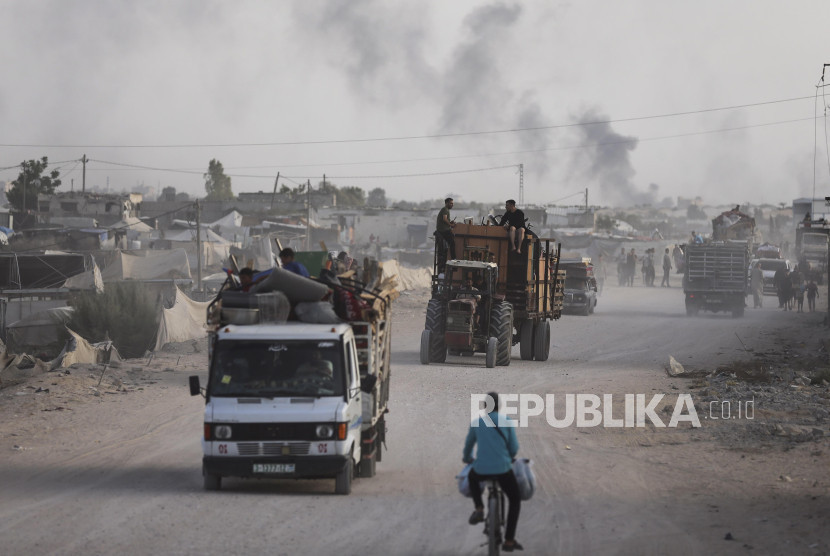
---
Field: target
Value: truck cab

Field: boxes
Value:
[191,323,364,494]
[190,279,392,495]
[563,275,598,316]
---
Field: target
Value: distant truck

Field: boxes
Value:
[559,259,598,316]
[189,271,392,494]
[683,242,751,317]
[425,223,564,363]
[795,221,829,284]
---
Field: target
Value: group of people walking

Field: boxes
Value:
[616,247,673,287]
[750,263,820,312]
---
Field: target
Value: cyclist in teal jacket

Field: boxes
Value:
[463,392,523,551]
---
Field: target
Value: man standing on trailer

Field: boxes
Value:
[436,197,457,260]
[498,199,527,254]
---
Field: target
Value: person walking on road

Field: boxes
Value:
[626,248,636,287]
[463,392,523,552]
[806,280,820,312]
[661,247,672,287]
[750,262,764,308]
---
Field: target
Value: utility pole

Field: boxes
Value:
[269,172,280,211]
[518,164,524,205]
[81,154,87,193]
[306,179,312,251]
[585,188,588,213]
[22,171,27,214]
[195,199,202,292]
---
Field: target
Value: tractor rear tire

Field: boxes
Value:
[489,302,513,367]
[533,321,551,361]
[519,320,535,360]
[425,299,447,363]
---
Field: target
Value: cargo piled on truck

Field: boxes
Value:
[189,260,394,494]
[683,206,753,317]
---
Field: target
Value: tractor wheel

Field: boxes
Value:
[489,302,513,366]
[425,299,447,363]
[533,321,551,361]
[485,337,497,368]
[519,320,535,360]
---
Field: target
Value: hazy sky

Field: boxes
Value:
[2,0,830,208]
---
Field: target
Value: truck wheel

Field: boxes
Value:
[335,456,353,495]
[582,302,590,316]
[589,300,595,314]
[732,306,745,318]
[485,337,497,368]
[519,320,535,360]
[425,300,447,363]
[533,321,551,361]
[489,302,512,366]
[419,330,431,365]
[203,468,221,491]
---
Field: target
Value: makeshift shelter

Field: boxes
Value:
[380,259,432,291]
[50,328,121,370]
[5,307,74,357]
[154,288,210,350]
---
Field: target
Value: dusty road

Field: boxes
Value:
[1,283,828,555]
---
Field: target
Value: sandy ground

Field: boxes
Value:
[0,283,828,555]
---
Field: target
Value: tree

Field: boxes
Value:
[337,186,366,207]
[366,187,388,208]
[595,214,616,231]
[7,157,62,212]
[204,159,234,200]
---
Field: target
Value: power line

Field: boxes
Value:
[82,115,815,181]
[0,95,815,149]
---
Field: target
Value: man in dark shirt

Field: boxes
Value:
[436,197,457,260]
[498,199,526,254]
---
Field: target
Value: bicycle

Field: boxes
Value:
[482,479,506,556]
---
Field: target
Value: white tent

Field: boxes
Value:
[154,288,210,350]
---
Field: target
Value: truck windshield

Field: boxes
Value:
[565,277,588,291]
[209,340,345,398]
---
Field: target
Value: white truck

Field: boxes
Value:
[189,288,392,494]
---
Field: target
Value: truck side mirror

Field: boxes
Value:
[189,375,202,397]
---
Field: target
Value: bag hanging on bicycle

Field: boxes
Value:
[456,463,483,498]
[512,458,536,501]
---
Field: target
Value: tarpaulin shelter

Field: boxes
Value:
[154,288,210,350]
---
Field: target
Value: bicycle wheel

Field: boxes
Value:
[488,494,500,556]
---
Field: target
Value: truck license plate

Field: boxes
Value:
[253,463,295,474]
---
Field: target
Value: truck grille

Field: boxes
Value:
[237,442,311,456]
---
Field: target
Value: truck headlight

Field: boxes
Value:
[316,424,334,439]
[214,425,232,440]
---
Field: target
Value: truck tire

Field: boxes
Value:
[335,456,353,495]
[489,302,512,366]
[419,330,431,365]
[582,302,590,316]
[533,321,551,361]
[203,468,221,491]
[519,320,535,360]
[425,300,447,363]
[732,305,745,318]
[485,337,497,368]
